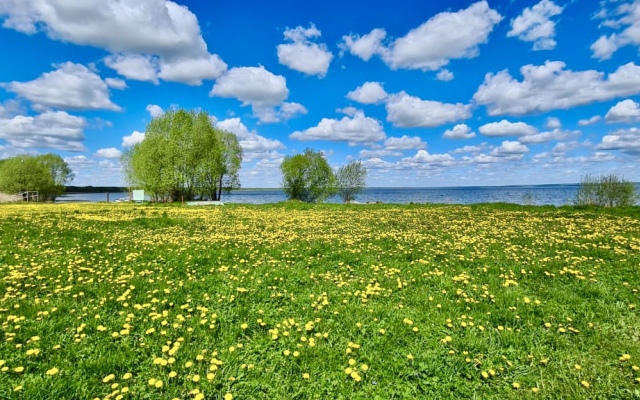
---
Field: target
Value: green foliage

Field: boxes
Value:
[336,160,367,203]
[575,173,638,207]
[0,153,73,201]
[281,148,337,203]
[122,109,243,202]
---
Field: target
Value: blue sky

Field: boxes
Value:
[1,0,639,188]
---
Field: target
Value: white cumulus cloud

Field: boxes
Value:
[104,54,159,84]
[578,115,601,126]
[479,120,538,137]
[383,135,427,150]
[605,99,640,123]
[596,127,640,154]
[210,66,289,123]
[290,110,385,144]
[122,131,145,147]
[146,104,164,118]
[491,140,529,157]
[591,1,640,60]
[277,24,333,77]
[436,69,454,81]
[215,117,284,161]
[507,0,564,50]
[5,62,120,111]
[95,147,122,159]
[443,124,476,139]
[519,129,580,144]
[340,1,502,71]
[0,0,226,85]
[0,110,86,151]
[346,82,388,104]
[385,91,470,128]
[473,61,640,116]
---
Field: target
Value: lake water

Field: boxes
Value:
[54,184,631,206]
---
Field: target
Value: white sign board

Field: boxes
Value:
[132,190,145,202]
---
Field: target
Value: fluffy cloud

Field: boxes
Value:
[340,2,502,71]
[122,131,145,147]
[210,66,290,123]
[215,117,251,139]
[578,115,601,126]
[383,135,427,150]
[340,28,386,61]
[385,91,470,128]
[605,99,640,123]
[596,127,640,154]
[346,82,388,104]
[215,118,284,161]
[474,61,640,116]
[545,117,561,129]
[146,104,164,118]
[104,54,159,83]
[105,78,127,90]
[507,0,563,50]
[491,140,529,157]
[519,129,580,144]
[591,1,640,60]
[0,0,225,85]
[403,150,456,166]
[157,54,227,85]
[479,120,537,137]
[95,147,123,159]
[277,24,333,77]
[436,69,454,81]
[443,124,476,139]
[290,111,385,144]
[0,110,86,151]
[4,62,120,111]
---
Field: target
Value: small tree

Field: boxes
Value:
[575,173,637,207]
[336,160,367,203]
[0,154,73,201]
[281,148,337,203]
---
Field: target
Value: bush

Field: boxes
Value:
[281,149,336,203]
[575,174,638,207]
[336,160,367,203]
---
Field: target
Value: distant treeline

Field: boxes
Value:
[65,186,127,193]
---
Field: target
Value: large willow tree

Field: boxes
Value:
[123,109,242,202]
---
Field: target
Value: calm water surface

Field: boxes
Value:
[55,184,627,206]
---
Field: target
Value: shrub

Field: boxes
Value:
[575,174,637,207]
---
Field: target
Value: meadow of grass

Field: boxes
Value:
[0,202,639,399]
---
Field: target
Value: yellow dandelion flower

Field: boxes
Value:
[185,361,193,368]
[293,351,300,357]
[103,374,115,383]
[13,386,23,392]
[512,382,521,389]
[574,364,581,370]
[348,359,356,366]
[14,366,24,373]
[154,380,163,388]
[168,371,177,378]
[284,350,290,356]
[531,387,540,393]
[224,393,233,400]
[581,380,590,388]
[361,364,369,372]
[123,372,132,380]
[303,373,310,379]
[148,378,157,386]
[46,367,60,376]
[241,323,248,330]
[192,375,200,382]
[207,373,215,381]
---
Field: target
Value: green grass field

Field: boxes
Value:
[0,203,639,399]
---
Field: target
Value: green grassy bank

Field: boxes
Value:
[0,203,639,399]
